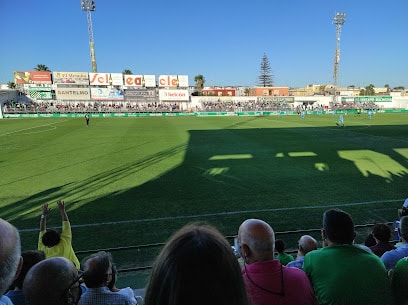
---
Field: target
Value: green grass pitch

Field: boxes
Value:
[1,112,408,271]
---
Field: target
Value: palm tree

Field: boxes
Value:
[194,75,205,92]
[7,81,16,89]
[34,64,50,71]
[123,69,132,75]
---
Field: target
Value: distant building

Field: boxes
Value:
[249,87,289,96]
[202,87,236,96]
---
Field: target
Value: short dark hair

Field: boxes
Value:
[42,230,61,247]
[323,209,355,244]
[12,250,45,289]
[83,251,112,288]
[372,223,392,242]
[275,239,285,253]
[144,222,248,305]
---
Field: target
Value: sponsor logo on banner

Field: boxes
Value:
[89,73,110,85]
[55,88,90,100]
[91,87,124,100]
[53,72,89,84]
[14,71,52,84]
[159,89,189,101]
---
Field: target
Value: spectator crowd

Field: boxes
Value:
[1,200,408,305]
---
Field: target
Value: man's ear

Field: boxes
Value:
[241,244,250,258]
[13,256,23,281]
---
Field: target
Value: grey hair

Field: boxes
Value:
[0,227,21,294]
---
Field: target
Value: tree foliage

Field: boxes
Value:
[123,69,132,75]
[359,84,376,96]
[34,64,50,71]
[257,53,273,87]
[194,74,205,91]
[7,81,16,89]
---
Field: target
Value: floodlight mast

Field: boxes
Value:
[333,12,346,104]
[81,0,97,73]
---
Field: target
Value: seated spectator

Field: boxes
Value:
[397,198,408,219]
[364,231,377,247]
[5,250,46,305]
[369,223,396,257]
[303,208,393,305]
[390,256,408,305]
[237,219,316,305]
[381,216,408,270]
[38,200,80,269]
[23,257,82,305]
[275,239,294,265]
[287,235,318,269]
[0,218,23,298]
[107,264,141,305]
[144,222,248,305]
[79,251,133,305]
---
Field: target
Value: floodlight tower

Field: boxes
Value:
[81,0,97,72]
[332,12,346,102]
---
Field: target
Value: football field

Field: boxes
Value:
[1,112,408,277]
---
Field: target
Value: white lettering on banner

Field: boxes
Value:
[89,73,110,85]
[159,75,178,87]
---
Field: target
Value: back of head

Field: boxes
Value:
[42,230,61,247]
[12,250,46,289]
[23,257,78,305]
[299,235,318,255]
[144,222,247,305]
[323,209,355,244]
[400,216,408,241]
[372,223,392,243]
[275,239,285,253]
[0,219,21,295]
[83,251,112,288]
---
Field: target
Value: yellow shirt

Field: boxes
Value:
[38,221,80,269]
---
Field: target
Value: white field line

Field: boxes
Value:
[18,198,403,232]
[0,119,71,136]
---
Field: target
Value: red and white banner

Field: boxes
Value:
[159,89,189,101]
[14,71,52,84]
[53,72,89,84]
[89,73,110,85]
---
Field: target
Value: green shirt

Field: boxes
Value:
[276,252,294,265]
[303,244,393,305]
[391,257,408,305]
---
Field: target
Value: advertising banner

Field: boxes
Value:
[341,96,392,103]
[90,87,124,100]
[110,73,124,86]
[144,75,156,87]
[29,91,53,100]
[177,75,189,87]
[256,96,295,103]
[159,90,189,101]
[55,88,91,100]
[124,89,156,102]
[53,72,89,84]
[158,75,179,87]
[89,73,110,85]
[124,75,145,87]
[14,71,52,84]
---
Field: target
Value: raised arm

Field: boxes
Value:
[40,203,51,232]
[57,200,69,222]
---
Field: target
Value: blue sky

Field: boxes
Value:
[1,0,407,88]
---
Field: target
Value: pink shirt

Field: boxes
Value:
[242,259,316,305]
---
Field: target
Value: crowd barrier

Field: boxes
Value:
[3,109,407,118]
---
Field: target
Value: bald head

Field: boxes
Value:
[238,219,275,263]
[24,257,80,305]
[0,218,21,295]
[298,235,318,255]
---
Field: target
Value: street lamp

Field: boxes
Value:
[81,0,97,72]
